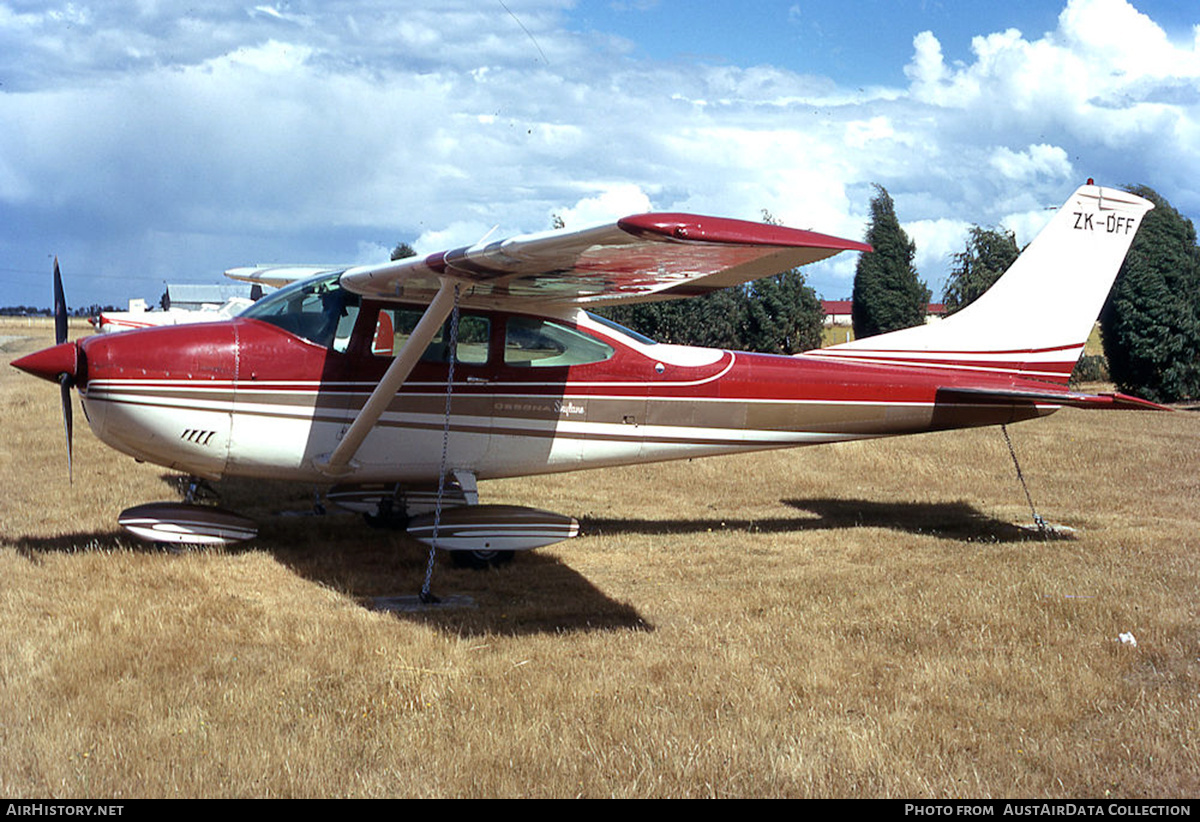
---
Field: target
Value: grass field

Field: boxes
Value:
[2,322,1198,798]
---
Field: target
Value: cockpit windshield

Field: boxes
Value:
[240,272,360,352]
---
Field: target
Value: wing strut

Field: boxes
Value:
[315,278,460,477]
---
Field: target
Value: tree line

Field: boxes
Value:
[0,304,117,317]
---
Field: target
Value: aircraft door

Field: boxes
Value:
[349,305,494,481]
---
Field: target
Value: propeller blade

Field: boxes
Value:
[60,375,74,483]
[53,257,73,481]
[53,257,68,346]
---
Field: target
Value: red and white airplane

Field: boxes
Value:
[91,296,256,334]
[12,182,1161,565]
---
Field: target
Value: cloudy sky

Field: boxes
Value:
[1,0,1198,309]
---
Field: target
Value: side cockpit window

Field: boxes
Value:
[241,273,360,353]
[504,316,614,368]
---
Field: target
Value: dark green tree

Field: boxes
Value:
[741,270,824,353]
[1100,186,1200,403]
[601,288,746,350]
[851,185,929,338]
[390,242,416,261]
[744,209,824,353]
[942,225,1019,315]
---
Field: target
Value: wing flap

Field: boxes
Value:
[340,214,870,308]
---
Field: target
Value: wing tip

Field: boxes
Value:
[618,213,872,253]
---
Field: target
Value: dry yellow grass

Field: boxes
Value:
[2,322,1198,798]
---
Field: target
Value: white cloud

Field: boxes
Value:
[989,144,1073,182]
[0,0,1197,308]
[844,116,898,149]
[1058,0,1199,78]
[905,30,948,92]
[212,39,314,73]
[906,218,973,296]
[413,220,506,256]
[1001,208,1058,249]
[553,184,654,228]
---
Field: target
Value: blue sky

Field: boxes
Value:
[576,1,1196,84]
[2,0,1198,308]
[571,2,1067,84]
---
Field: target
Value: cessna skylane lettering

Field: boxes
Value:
[13,183,1163,564]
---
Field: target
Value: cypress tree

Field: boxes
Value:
[1100,186,1200,403]
[852,185,930,338]
[599,288,746,349]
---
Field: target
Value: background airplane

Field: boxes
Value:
[92,295,257,334]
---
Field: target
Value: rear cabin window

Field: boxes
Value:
[504,317,614,368]
[372,307,490,365]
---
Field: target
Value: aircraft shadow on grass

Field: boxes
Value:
[12,488,1065,637]
[11,513,650,638]
[257,520,651,637]
[582,497,1073,544]
[13,530,140,560]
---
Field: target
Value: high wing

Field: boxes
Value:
[338,214,870,308]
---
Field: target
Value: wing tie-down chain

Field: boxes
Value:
[1001,423,1047,535]
[420,283,461,604]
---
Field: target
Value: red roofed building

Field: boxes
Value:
[822,300,947,327]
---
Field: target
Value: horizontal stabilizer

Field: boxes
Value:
[936,386,1171,411]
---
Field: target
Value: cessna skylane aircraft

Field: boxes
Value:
[12,182,1162,567]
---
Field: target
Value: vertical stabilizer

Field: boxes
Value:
[810,183,1154,384]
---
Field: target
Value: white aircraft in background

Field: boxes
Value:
[92,296,257,333]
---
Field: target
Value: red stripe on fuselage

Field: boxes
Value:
[75,314,1078,413]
